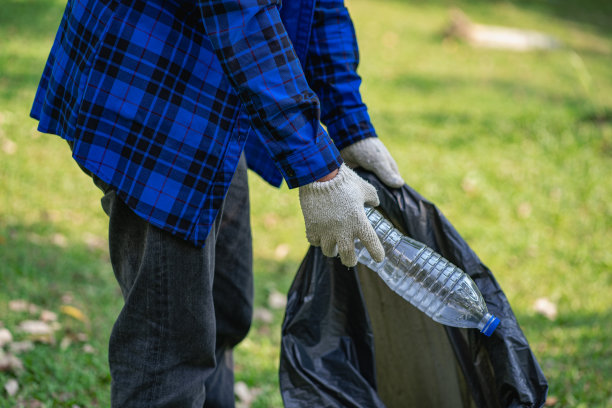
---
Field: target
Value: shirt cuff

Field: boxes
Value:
[276,125,343,189]
[325,108,378,150]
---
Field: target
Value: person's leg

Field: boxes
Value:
[204,154,254,408]
[104,189,223,407]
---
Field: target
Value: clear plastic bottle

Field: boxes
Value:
[355,207,500,336]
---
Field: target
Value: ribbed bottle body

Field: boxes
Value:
[355,207,499,335]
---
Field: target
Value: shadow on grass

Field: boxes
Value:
[391,72,589,106]
[0,0,65,39]
[0,55,52,98]
[0,221,301,406]
[0,0,66,99]
[379,70,611,131]
[0,220,117,323]
[382,0,612,37]
[485,0,612,37]
[0,220,116,406]
[0,216,305,318]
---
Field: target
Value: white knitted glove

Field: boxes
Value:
[299,164,385,267]
[340,137,404,188]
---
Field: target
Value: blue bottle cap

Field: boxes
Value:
[481,315,500,337]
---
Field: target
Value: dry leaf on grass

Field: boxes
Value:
[0,328,13,347]
[83,232,107,251]
[18,320,53,336]
[2,138,17,155]
[263,213,279,228]
[9,341,34,354]
[61,293,74,304]
[253,308,274,324]
[444,9,561,51]
[60,305,89,323]
[234,381,262,408]
[9,300,40,315]
[9,300,30,312]
[51,233,68,248]
[267,290,287,310]
[40,310,58,322]
[60,337,72,351]
[52,391,75,402]
[533,297,558,320]
[17,399,44,408]
[274,243,290,260]
[82,344,95,354]
[27,304,40,315]
[4,378,19,397]
[0,351,24,373]
[60,332,90,350]
[18,320,56,344]
[544,396,559,406]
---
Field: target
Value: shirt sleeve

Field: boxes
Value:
[304,0,377,150]
[198,0,342,188]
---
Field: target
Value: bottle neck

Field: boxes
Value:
[478,313,500,336]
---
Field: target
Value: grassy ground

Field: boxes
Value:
[1,0,611,406]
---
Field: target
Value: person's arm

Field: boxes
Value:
[199,0,383,266]
[198,0,341,187]
[303,0,374,149]
[304,0,404,187]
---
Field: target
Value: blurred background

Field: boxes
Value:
[1,0,610,406]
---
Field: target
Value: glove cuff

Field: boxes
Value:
[299,163,353,195]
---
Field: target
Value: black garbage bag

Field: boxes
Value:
[279,170,548,408]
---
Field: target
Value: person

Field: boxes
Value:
[31,0,404,406]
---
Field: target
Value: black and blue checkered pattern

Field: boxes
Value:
[305,0,378,150]
[31,0,375,246]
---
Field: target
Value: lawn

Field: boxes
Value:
[1,0,611,407]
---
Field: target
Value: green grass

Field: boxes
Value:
[1,0,611,406]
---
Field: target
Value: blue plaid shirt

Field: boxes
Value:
[31,0,377,246]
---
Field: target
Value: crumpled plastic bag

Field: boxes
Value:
[280,170,548,407]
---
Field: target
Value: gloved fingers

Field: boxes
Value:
[361,181,380,208]
[370,145,404,188]
[357,224,385,263]
[337,237,357,267]
[320,236,338,258]
[389,155,401,175]
[299,164,387,265]
[376,159,405,189]
[306,230,321,247]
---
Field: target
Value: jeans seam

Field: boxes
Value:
[146,226,169,405]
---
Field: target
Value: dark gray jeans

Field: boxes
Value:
[96,156,253,407]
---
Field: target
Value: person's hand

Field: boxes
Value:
[299,164,385,267]
[340,137,404,188]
